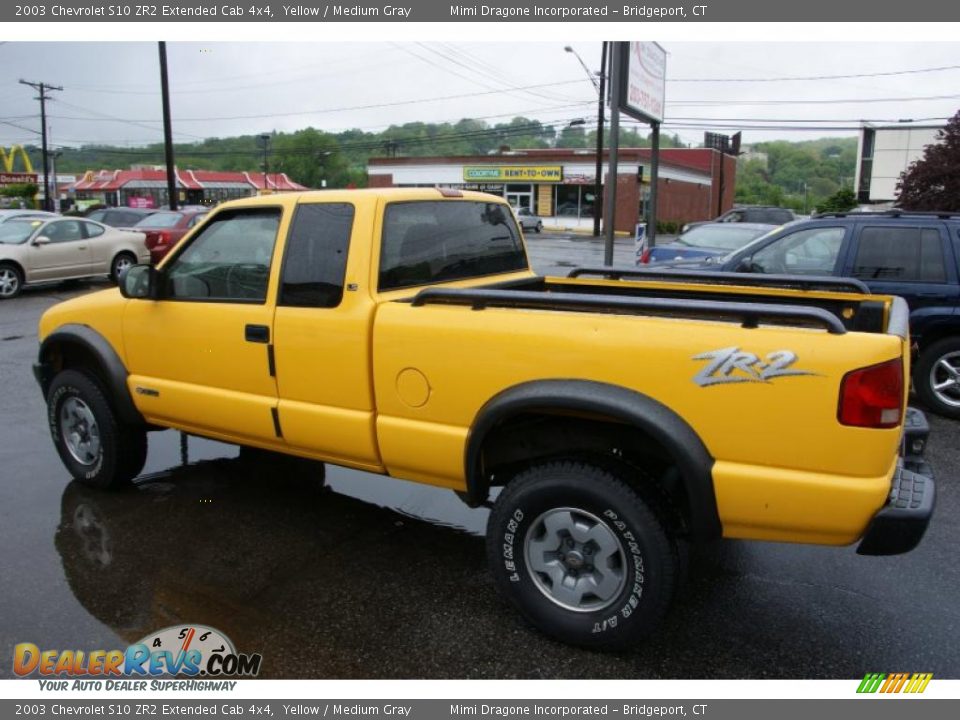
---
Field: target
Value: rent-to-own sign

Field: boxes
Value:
[623,42,667,124]
[463,166,563,182]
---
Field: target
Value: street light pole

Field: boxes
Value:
[158,42,178,211]
[565,44,607,238]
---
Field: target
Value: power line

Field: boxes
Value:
[668,63,960,83]
[46,79,589,124]
[668,93,960,107]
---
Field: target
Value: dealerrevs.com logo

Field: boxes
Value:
[13,625,262,688]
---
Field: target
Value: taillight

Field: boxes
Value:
[639,249,652,264]
[144,232,158,250]
[838,358,903,428]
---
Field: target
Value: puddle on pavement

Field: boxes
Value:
[141,429,490,536]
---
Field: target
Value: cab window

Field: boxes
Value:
[379,201,527,291]
[164,208,280,302]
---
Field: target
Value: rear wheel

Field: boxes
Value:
[0,262,23,299]
[535,221,543,233]
[47,370,147,489]
[110,252,137,283]
[915,337,960,419]
[486,460,677,649]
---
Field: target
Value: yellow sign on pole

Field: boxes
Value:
[463,166,563,183]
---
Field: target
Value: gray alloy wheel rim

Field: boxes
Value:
[929,350,960,408]
[0,268,19,297]
[524,506,627,613]
[113,255,133,277]
[60,397,101,466]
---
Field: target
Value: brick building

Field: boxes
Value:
[367,148,736,232]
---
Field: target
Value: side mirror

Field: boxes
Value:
[734,258,754,273]
[32,236,50,246]
[119,264,158,300]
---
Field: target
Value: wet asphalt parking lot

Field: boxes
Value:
[0,232,957,679]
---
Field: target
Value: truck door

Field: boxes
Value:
[846,222,959,311]
[123,207,283,444]
[271,201,383,471]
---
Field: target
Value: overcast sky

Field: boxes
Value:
[2,41,959,152]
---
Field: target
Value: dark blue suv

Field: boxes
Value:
[665,211,960,419]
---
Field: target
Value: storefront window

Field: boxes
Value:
[556,185,593,219]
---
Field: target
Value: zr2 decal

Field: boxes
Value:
[693,346,816,387]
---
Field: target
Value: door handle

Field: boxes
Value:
[916,292,946,299]
[245,324,269,343]
[78,246,87,250]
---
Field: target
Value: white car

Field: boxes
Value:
[0,216,149,299]
[514,207,544,233]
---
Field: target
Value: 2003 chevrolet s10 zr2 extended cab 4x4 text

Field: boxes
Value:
[33,188,936,648]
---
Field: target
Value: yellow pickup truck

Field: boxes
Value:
[34,188,935,648]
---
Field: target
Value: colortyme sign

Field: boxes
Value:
[463,166,563,182]
[623,41,667,124]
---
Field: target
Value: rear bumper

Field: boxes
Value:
[857,408,936,556]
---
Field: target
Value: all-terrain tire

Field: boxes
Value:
[486,460,677,649]
[47,370,147,489]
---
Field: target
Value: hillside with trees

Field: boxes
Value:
[12,118,855,210]
[735,137,858,213]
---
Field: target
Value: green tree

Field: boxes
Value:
[896,109,960,211]
[816,187,858,214]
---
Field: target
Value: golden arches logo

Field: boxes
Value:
[1,145,34,173]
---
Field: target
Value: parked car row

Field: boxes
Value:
[0,205,210,300]
[0,214,151,299]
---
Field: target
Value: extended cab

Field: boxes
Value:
[34,189,935,648]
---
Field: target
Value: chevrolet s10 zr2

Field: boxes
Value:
[34,189,935,648]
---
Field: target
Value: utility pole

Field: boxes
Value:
[259,134,271,194]
[19,79,62,212]
[158,42,178,211]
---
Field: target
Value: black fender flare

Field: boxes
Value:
[464,379,721,541]
[36,324,145,427]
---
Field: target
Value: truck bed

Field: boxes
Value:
[407,267,903,337]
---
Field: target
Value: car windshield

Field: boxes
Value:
[0,218,44,245]
[133,212,182,229]
[718,227,783,262]
[678,224,773,251]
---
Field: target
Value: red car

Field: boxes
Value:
[130,209,208,264]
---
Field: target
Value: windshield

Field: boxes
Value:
[679,224,773,251]
[718,226,783,262]
[0,218,44,245]
[133,212,182,229]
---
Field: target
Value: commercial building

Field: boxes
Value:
[367,148,737,232]
[856,122,945,205]
[70,167,307,208]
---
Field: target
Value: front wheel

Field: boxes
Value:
[486,460,677,649]
[47,370,147,489]
[914,337,960,419]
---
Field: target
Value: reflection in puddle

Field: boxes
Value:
[54,433,497,677]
